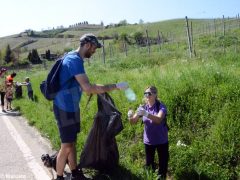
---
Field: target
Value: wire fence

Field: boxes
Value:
[93,15,240,62]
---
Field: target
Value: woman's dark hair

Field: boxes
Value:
[145,86,158,94]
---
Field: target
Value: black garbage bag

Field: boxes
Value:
[78,93,123,172]
[15,84,22,98]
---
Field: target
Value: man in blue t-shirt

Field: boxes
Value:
[53,34,128,180]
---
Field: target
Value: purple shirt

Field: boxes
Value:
[142,102,168,145]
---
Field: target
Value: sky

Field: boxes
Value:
[0,0,239,37]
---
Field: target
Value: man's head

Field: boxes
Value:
[79,34,102,58]
[80,34,102,48]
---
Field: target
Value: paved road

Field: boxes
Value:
[0,111,53,180]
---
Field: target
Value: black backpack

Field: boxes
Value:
[40,54,66,100]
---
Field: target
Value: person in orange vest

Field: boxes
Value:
[6,72,17,85]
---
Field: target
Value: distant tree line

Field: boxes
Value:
[69,21,89,28]
[0,44,42,66]
[105,19,129,29]
[99,31,167,47]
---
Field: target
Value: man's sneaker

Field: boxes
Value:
[2,109,6,113]
[71,169,90,180]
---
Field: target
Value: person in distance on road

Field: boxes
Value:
[0,68,7,112]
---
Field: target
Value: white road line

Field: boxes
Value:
[2,115,50,180]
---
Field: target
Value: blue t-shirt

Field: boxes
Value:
[142,102,168,145]
[54,51,85,112]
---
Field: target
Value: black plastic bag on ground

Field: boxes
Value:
[78,93,123,172]
[15,84,22,98]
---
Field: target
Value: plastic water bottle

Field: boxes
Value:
[127,108,134,119]
[125,88,136,102]
[138,104,145,118]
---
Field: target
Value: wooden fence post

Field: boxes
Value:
[238,13,240,28]
[102,39,105,64]
[190,22,193,51]
[222,15,226,36]
[190,21,196,57]
[157,30,161,51]
[161,32,164,46]
[124,41,128,56]
[214,19,217,37]
[185,16,193,58]
[109,43,112,58]
[146,29,150,55]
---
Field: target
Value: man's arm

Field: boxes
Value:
[75,74,118,94]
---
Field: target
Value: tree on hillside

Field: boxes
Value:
[139,19,144,24]
[28,49,41,64]
[133,31,144,45]
[28,30,35,36]
[118,19,128,26]
[120,32,132,44]
[4,44,15,64]
[112,32,119,40]
[120,33,128,41]
[12,48,21,66]
[45,49,51,60]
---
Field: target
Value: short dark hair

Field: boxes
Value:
[11,72,17,77]
[80,34,102,48]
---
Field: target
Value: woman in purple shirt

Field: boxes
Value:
[128,86,169,179]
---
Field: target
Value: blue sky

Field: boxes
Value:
[0,0,239,37]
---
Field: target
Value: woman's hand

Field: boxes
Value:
[137,107,149,117]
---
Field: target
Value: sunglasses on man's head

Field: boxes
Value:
[144,92,155,97]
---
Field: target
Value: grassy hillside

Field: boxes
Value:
[3,18,240,179]
[0,17,238,61]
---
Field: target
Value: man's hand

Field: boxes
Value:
[116,82,129,90]
[137,107,149,117]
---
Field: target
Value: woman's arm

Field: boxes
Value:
[128,108,142,125]
[147,110,166,124]
[137,108,166,124]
